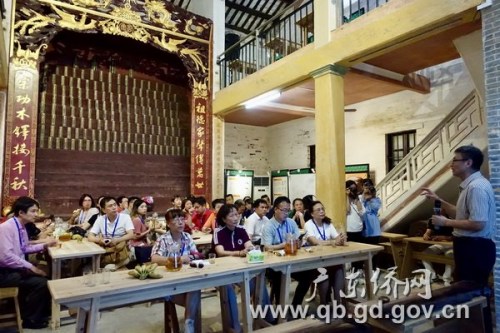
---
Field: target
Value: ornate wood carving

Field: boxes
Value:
[3,0,213,208]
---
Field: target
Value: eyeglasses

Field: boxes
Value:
[172,217,185,223]
[313,207,325,212]
[277,207,290,213]
[451,158,468,163]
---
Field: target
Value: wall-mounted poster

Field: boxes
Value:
[225,169,254,200]
[288,168,315,201]
[271,170,289,202]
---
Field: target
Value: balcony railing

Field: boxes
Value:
[219,0,313,89]
[218,0,389,89]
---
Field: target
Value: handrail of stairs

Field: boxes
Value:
[377,91,484,223]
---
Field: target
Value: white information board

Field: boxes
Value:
[288,173,315,200]
[272,176,289,201]
[226,175,253,200]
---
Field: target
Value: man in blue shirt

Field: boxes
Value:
[422,145,495,285]
[262,196,315,308]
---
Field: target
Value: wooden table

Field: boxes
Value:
[48,239,105,280]
[191,231,213,247]
[263,242,382,315]
[48,242,382,333]
[379,232,407,277]
[400,237,453,279]
[48,239,105,329]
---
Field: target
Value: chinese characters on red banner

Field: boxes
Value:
[192,99,208,195]
[8,71,34,196]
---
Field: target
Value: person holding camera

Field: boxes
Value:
[346,180,365,270]
[360,184,381,244]
[346,180,365,243]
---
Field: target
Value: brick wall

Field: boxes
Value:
[35,66,191,214]
[224,123,269,175]
[481,0,500,328]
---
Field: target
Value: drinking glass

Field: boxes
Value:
[208,253,216,264]
[102,268,110,284]
[83,271,95,287]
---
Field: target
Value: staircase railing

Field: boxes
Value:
[377,91,484,219]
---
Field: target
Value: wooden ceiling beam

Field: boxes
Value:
[226,1,273,20]
[226,23,251,34]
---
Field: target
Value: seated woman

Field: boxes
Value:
[214,205,272,331]
[68,194,100,230]
[181,197,195,233]
[129,199,151,264]
[151,209,202,333]
[88,197,135,268]
[84,196,106,231]
[288,198,306,229]
[304,200,346,305]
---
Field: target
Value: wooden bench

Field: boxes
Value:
[0,287,23,333]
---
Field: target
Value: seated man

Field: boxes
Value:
[191,196,214,231]
[0,196,57,329]
[422,219,454,286]
[244,199,269,245]
[88,197,135,268]
[262,196,315,308]
[201,198,224,233]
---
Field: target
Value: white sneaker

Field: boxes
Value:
[184,319,195,333]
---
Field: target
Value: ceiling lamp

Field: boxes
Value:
[243,90,281,109]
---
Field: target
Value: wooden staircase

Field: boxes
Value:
[377,91,487,230]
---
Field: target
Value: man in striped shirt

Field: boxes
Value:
[422,145,495,286]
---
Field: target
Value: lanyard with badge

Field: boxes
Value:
[13,217,26,252]
[276,221,290,243]
[104,215,120,238]
[313,220,326,240]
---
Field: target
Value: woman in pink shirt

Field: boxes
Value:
[129,199,151,263]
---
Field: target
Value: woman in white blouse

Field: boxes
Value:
[68,194,99,227]
[304,201,346,305]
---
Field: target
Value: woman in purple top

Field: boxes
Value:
[214,205,273,330]
[214,205,253,257]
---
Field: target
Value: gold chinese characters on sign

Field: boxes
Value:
[191,97,209,196]
[8,70,36,195]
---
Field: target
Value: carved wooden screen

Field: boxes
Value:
[2,0,212,210]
